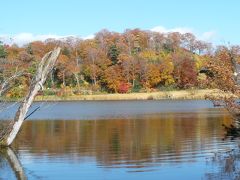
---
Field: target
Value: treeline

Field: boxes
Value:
[0,29,239,97]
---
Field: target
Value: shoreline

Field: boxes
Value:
[31,89,232,101]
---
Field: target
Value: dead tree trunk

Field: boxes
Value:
[0,47,61,146]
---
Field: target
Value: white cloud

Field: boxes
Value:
[82,34,95,40]
[0,27,216,46]
[151,26,193,34]
[200,31,216,41]
[151,26,216,42]
[0,33,95,46]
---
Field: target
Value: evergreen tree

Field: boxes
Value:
[108,44,120,65]
[0,41,7,58]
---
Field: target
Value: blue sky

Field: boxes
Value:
[1,0,240,45]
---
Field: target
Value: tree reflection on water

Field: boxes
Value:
[0,148,26,180]
[205,148,240,179]
[12,114,233,168]
[0,110,238,179]
[205,126,240,180]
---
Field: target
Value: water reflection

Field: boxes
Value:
[0,148,26,180]
[13,112,234,168]
[0,100,239,179]
[205,147,240,179]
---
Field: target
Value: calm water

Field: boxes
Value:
[0,100,238,180]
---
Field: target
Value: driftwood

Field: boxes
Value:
[0,47,61,146]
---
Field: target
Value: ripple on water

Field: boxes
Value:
[0,100,238,179]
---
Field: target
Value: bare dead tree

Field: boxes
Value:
[0,47,61,146]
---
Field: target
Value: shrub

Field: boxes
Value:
[117,82,131,93]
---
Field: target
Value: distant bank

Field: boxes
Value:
[34,89,232,101]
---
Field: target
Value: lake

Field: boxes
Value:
[0,100,238,179]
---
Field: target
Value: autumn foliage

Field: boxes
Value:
[1,29,238,97]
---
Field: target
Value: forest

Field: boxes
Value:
[0,28,239,98]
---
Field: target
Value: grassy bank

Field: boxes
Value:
[33,89,233,101]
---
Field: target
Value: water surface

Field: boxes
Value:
[0,100,238,179]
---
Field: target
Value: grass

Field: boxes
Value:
[32,89,232,101]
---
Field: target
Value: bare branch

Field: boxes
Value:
[0,47,61,146]
[0,71,23,97]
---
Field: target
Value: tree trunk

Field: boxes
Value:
[62,72,66,86]
[50,70,55,88]
[0,47,61,146]
[74,73,80,91]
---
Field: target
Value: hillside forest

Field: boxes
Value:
[0,29,239,98]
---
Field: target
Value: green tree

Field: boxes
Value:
[0,41,7,58]
[108,44,120,65]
